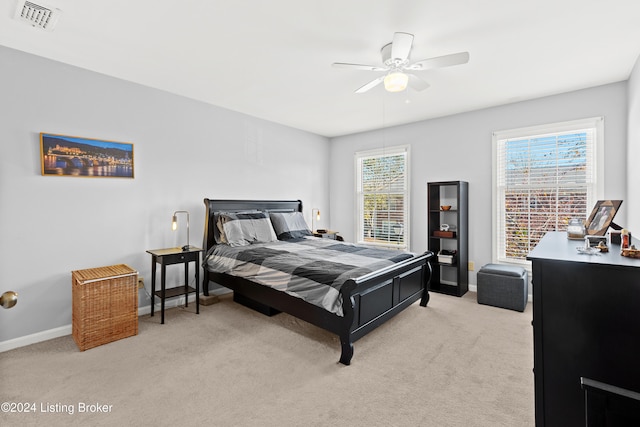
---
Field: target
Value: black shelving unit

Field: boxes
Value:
[427,181,468,296]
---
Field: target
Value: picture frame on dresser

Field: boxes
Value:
[585,200,622,236]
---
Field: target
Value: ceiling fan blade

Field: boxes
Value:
[332,62,388,71]
[355,76,385,93]
[406,51,470,71]
[391,32,414,61]
[407,74,430,91]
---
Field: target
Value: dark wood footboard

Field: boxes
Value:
[338,251,433,364]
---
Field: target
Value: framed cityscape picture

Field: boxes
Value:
[40,133,134,178]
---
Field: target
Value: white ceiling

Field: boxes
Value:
[2,0,640,137]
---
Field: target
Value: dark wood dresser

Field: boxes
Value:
[528,232,640,426]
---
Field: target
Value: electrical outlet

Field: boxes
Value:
[468,261,475,271]
[137,278,144,289]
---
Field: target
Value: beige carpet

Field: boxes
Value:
[0,291,534,427]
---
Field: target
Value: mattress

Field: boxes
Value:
[204,237,414,316]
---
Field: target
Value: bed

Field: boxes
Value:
[201,199,434,365]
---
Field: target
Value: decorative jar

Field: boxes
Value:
[567,219,586,240]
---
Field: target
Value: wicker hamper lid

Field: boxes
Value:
[72,264,137,284]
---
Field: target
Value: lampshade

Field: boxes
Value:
[384,72,408,92]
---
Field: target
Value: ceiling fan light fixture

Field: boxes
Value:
[334,32,468,94]
[384,72,408,92]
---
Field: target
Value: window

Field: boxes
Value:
[356,145,409,250]
[493,117,603,264]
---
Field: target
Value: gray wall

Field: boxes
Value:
[2,41,636,347]
[329,82,628,285]
[0,46,330,344]
[627,56,640,233]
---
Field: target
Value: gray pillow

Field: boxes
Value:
[218,212,277,247]
[269,212,312,240]
[214,210,259,244]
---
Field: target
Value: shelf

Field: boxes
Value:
[427,181,468,297]
[154,285,196,299]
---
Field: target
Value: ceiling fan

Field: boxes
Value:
[332,32,469,94]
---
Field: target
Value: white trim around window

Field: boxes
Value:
[491,117,604,266]
[355,145,410,250]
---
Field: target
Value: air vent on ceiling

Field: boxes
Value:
[13,0,62,31]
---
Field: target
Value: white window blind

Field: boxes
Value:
[356,145,409,250]
[493,118,602,263]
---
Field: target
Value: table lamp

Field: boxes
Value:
[172,210,190,251]
[312,208,320,233]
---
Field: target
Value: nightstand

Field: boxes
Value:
[146,246,202,324]
[313,230,340,240]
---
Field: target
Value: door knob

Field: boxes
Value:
[0,291,18,309]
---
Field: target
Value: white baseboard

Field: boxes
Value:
[135,293,198,316]
[0,289,230,353]
[0,325,72,353]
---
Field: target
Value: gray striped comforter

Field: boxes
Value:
[204,237,414,316]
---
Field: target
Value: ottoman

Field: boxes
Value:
[477,264,528,312]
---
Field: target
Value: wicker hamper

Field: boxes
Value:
[72,264,138,351]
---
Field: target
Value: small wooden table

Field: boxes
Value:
[146,247,201,324]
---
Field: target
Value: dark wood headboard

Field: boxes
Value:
[202,199,303,254]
